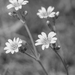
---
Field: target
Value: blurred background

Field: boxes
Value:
[0,0,75,75]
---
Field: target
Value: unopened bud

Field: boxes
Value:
[51,43,60,51]
[8,12,12,16]
[56,11,59,16]
[19,40,27,53]
[25,11,27,15]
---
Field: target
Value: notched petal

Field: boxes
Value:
[8,39,13,43]
[22,1,29,5]
[48,32,56,38]
[7,4,14,9]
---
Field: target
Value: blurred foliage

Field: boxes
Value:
[0,0,75,75]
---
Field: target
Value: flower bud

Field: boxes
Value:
[19,40,27,53]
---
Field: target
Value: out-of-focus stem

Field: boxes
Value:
[47,19,69,75]
[53,49,68,75]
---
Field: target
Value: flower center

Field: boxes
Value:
[13,1,22,7]
[42,38,50,45]
[10,43,18,50]
[14,3,20,7]
[42,12,47,17]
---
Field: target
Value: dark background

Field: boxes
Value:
[0,0,75,75]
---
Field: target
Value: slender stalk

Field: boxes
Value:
[16,12,38,58]
[38,60,48,75]
[24,24,48,75]
[23,23,38,58]
[24,52,48,75]
[17,11,48,75]
[47,19,69,75]
[27,42,36,56]
[53,50,68,75]
[24,52,37,60]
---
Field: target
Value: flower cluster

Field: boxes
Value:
[4,38,22,54]
[6,0,59,53]
[5,2,68,75]
[35,32,57,50]
[37,6,59,19]
[7,0,29,11]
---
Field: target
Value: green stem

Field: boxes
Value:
[16,12,48,75]
[16,12,38,58]
[24,52,37,60]
[27,42,36,56]
[24,52,48,75]
[53,50,68,75]
[38,60,48,75]
[23,23,38,58]
[47,20,68,75]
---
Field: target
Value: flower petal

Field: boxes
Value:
[19,6,22,9]
[42,45,46,50]
[35,39,41,42]
[22,1,29,5]
[5,42,10,46]
[41,32,47,38]
[52,37,57,41]
[35,42,42,46]
[18,44,22,47]
[7,4,14,9]
[11,50,14,54]
[38,35,43,39]
[37,13,44,18]
[16,38,19,42]
[13,38,16,42]
[18,0,23,3]
[45,44,49,48]
[8,39,13,43]
[9,0,17,3]
[15,49,19,52]
[50,37,57,43]
[6,50,11,53]
[48,12,55,17]
[47,6,54,13]
[19,40,22,43]
[4,47,9,50]
[50,40,56,43]
[48,32,56,38]
[15,7,19,10]
[41,7,46,13]
[38,9,43,13]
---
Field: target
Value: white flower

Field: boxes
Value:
[35,32,57,50]
[4,38,22,54]
[7,0,29,10]
[37,7,48,18]
[37,6,59,19]
[37,6,55,18]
